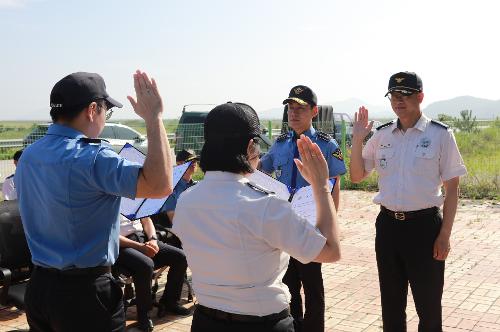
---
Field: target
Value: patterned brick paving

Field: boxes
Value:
[1,191,499,331]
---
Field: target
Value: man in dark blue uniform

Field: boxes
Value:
[15,71,174,332]
[259,85,346,332]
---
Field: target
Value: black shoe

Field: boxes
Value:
[157,302,191,318]
[137,312,154,332]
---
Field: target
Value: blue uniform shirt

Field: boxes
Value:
[15,124,142,269]
[260,126,346,189]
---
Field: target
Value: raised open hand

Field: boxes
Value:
[353,106,374,141]
[127,70,163,121]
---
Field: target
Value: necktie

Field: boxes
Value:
[291,135,299,189]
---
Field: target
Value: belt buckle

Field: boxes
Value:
[394,212,406,221]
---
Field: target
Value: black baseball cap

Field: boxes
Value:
[385,72,423,97]
[204,102,272,146]
[50,72,123,111]
[282,85,317,107]
[176,149,199,163]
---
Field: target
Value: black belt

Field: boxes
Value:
[196,304,290,323]
[35,265,111,276]
[381,206,439,221]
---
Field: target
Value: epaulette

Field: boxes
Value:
[376,120,395,130]
[81,138,110,144]
[276,132,289,142]
[316,131,332,142]
[430,119,450,129]
[246,181,275,196]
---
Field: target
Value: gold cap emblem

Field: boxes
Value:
[294,87,304,94]
[395,77,405,83]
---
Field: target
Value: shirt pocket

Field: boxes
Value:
[375,148,396,175]
[273,153,292,181]
[413,147,439,176]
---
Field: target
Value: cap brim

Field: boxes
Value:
[185,156,199,162]
[384,87,420,97]
[106,96,123,108]
[257,133,272,147]
[282,97,308,106]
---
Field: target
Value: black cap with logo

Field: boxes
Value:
[385,71,423,97]
[204,102,272,146]
[50,72,123,111]
[283,85,317,107]
[176,149,199,163]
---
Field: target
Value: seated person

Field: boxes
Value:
[152,149,198,228]
[2,150,22,201]
[116,216,190,332]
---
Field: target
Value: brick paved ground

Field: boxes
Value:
[1,190,499,331]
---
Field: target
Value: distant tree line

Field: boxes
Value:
[438,110,480,133]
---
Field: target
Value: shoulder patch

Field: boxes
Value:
[80,137,110,144]
[316,131,332,142]
[246,181,275,196]
[376,120,395,130]
[276,132,289,142]
[332,148,343,161]
[430,119,450,129]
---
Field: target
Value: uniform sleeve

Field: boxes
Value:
[259,144,276,173]
[440,130,467,181]
[161,179,189,212]
[255,197,326,264]
[362,135,377,172]
[326,140,346,177]
[91,147,142,199]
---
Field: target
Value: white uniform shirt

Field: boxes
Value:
[173,171,326,316]
[119,216,143,237]
[362,114,467,212]
[2,174,16,200]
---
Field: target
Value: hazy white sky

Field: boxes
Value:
[0,0,498,120]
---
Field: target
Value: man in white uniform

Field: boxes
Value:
[2,149,22,200]
[349,72,467,332]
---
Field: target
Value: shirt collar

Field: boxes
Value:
[413,114,430,132]
[290,126,315,139]
[204,171,246,183]
[390,114,430,133]
[47,123,86,139]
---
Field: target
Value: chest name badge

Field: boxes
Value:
[419,137,431,148]
[275,167,282,178]
[379,158,387,169]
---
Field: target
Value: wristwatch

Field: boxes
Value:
[148,235,158,241]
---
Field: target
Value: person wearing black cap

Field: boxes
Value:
[259,85,346,332]
[172,102,341,332]
[15,71,174,332]
[349,72,467,331]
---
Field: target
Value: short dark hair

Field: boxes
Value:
[199,136,254,174]
[50,99,106,122]
[13,149,23,161]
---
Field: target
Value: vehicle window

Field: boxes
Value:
[114,126,140,140]
[99,126,115,139]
